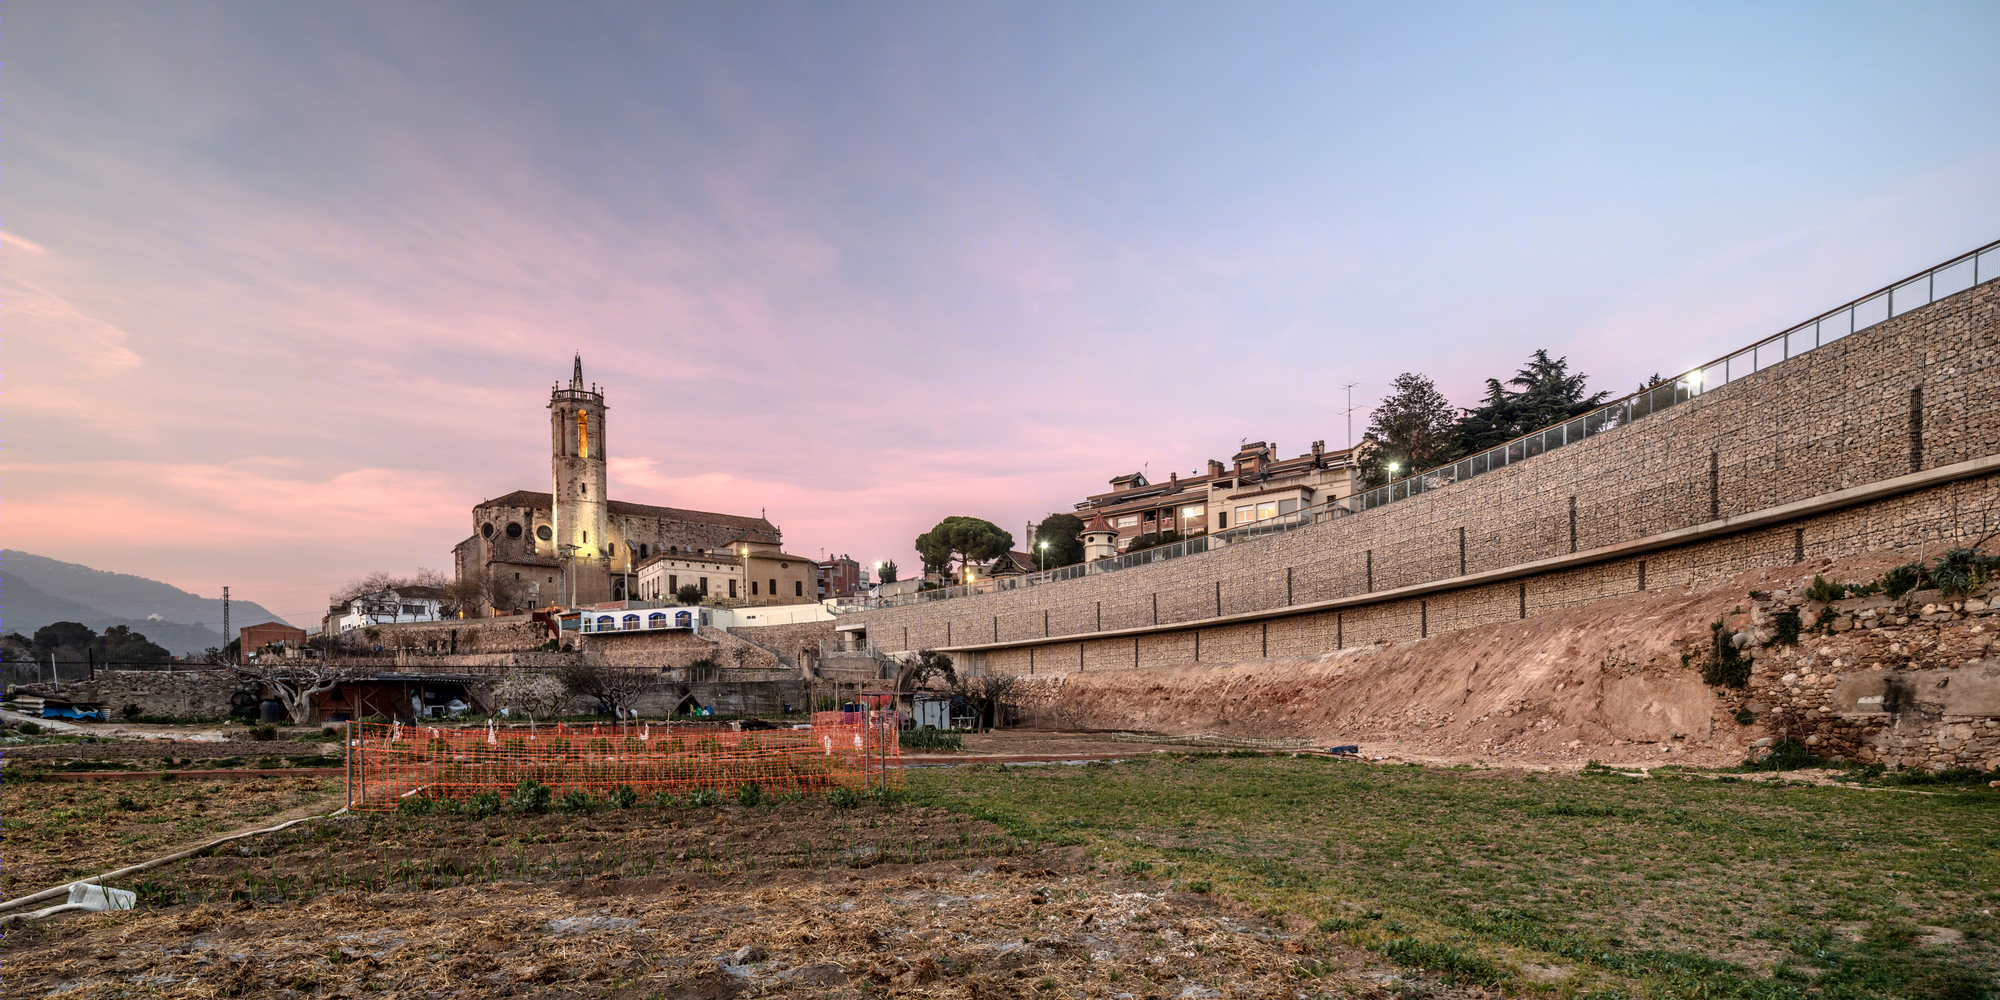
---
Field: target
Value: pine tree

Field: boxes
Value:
[1358,373,1460,488]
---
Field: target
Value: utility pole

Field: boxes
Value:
[222,586,231,664]
[1340,383,1362,450]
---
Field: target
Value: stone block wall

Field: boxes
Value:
[1733,581,2000,770]
[951,472,2000,681]
[10,669,250,720]
[731,619,839,664]
[850,275,2000,664]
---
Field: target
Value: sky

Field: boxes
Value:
[9,1,2000,627]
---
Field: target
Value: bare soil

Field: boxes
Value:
[0,803,1441,1000]
[1029,551,1927,771]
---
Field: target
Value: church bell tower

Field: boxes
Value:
[550,354,611,604]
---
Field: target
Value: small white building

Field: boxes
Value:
[332,587,447,632]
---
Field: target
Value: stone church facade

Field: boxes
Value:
[453,357,780,612]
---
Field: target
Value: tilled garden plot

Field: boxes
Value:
[0,803,1410,999]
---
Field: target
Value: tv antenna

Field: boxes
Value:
[1339,383,1362,450]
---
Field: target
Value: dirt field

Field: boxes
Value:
[4,753,1993,1000]
[0,777,345,895]
[0,796,1433,1000]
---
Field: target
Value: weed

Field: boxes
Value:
[649,790,677,809]
[608,784,638,809]
[1187,880,1213,894]
[1122,859,1155,875]
[506,780,552,814]
[1734,705,1757,726]
[249,724,278,742]
[1812,606,1840,634]
[735,782,764,807]
[465,791,502,818]
[686,788,720,808]
[555,791,593,814]
[827,787,861,808]
[397,796,435,817]
[1379,937,1505,986]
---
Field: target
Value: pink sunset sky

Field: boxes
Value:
[10,2,2000,626]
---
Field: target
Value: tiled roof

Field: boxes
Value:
[1082,511,1118,534]
[475,490,776,534]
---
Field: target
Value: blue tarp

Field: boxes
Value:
[43,705,105,721]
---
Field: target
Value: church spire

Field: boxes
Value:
[571,353,584,390]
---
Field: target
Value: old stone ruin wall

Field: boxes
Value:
[1735,580,2000,770]
[8,669,251,721]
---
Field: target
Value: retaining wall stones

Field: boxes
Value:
[847,273,2000,669]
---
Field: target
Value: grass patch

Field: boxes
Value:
[906,755,2000,998]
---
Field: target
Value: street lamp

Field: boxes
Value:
[1037,540,1048,572]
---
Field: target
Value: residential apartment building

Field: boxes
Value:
[632,531,817,606]
[1068,440,1362,553]
[328,587,447,633]
[816,554,866,599]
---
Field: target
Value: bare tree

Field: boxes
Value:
[440,572,492,619]
[231,660,357,725]
[491,670,571,720]
[948,672,1018,730]
[558,661,663,719]
[895,649,955,693]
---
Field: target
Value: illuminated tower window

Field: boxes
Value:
[577,412,589,458]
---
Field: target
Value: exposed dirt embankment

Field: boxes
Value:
[1019,553,1927,769]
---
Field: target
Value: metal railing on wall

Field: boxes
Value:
[832,238,2000,614]
[1343,240,2000,513]
[833,498,1351,613]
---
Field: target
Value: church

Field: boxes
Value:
[453,357,787,612]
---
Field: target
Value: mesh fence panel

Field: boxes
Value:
[346,711,899,811]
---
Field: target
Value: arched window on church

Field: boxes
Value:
[577,411,589,459]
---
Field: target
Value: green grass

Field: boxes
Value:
[907,756,2000,999]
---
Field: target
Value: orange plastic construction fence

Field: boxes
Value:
[345,711,900,811]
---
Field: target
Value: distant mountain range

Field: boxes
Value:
[2,551,288,659]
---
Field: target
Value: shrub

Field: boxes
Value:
[1745,738,1826,771]
[1927,547,2000,598]
[115,794,144,811]
[398,796,435,816]
[121,704,143,721]
[827,787,862,808]
[735,782,764,807]
[1882,562,1924,599]
[466,791,503,817]
[16,722,41,735]
[687,788,720,807]
[1733,705,1757,726]
[1769,609,1803,646]
[900,728,964,751]
[608,784,638,809]
[249,724,278,741]
[507,780,552,814]
[649,790,677,809]
[1701,620,1751,688]
[556,790,594,814]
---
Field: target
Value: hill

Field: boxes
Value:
[0,552,290,658]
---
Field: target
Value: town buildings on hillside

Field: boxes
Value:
[632,531,817,607]
[452,356,787,612]
[815,554,868,599]
[327,587,447,632]
[1063,440,1363,554]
